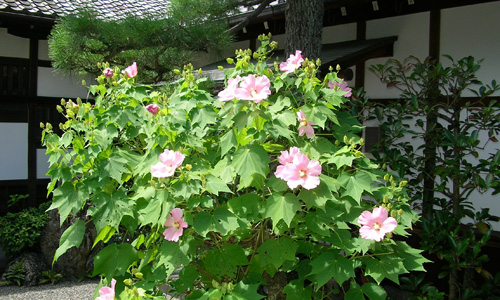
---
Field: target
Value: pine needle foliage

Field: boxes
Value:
[49,0,240,83]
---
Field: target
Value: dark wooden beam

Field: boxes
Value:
[429,9,441,61]
[27,37,39,207]
[355,20,366,89]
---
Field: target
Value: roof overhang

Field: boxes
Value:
[201,36,398,81]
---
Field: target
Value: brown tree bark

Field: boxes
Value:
[284,0,324,60]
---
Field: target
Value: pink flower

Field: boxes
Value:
[328,79,352,97]
[163,208,188,242]
[218,75,242,102]
[234,74,271,103]
[358,207,397,242]
[278,152,322,190]
[297,110,316,138]
[280,50,304,74]
[275,147,301,180]
[151,149,185,178]
[103,68,113,78]
[146,104,159,114]
[123,62,137,78]
[96,278,116,300]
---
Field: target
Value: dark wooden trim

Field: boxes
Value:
[364,96,500,107]
[429,10,441,61]
[355,20,366,89]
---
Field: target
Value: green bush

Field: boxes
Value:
[0,202,50,256]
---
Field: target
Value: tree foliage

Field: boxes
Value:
[49,0,242,83]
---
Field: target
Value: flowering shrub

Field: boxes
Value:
[42,35,427,300]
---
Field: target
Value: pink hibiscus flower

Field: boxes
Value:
[146,104,159,115]
[279,50,304,74]
[218,75,242,102]
[297,110,316,138]
[151,149,185,178]
[358,206,397,242]
[279,152,322,190]
[234,74,271,103]
[328,79,352,97]
[103,68,114,78]
[275,147,301,180]
[163,208,188,242]
[123,62,137,78]
[96,278,116,300]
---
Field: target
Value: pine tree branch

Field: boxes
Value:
[228,0,274,35]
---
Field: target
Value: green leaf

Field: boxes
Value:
[338,171,375,203]
[50,182,88,225]
[93,225,116,248]
[227,282,264,300]
[264,193,301,230]
[175,265,199,293]
[362,283,387,300]
[298,181,334,211]
[257,237,297,272]
[362,255,408,284]
[88,188,134,233]
[394,241,431,272]
[192,106,217,129]
[53,219,85,265]
[93,243,138,282]
[156,241,191,277]
[204,244,249,279]
[308,252,355,289]
[205,175,232,195]
[231,144,270,188]
[220,129,237,157]
[228,194,261,220]
[192,207,239,236]
[344,282,365,300]
[283,280,313,300]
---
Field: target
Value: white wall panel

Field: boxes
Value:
[36,148,50,179]
[0,28,29,58]
[364,12,430,99]
[0,123,28,180]
[37,67,92,99]
[441,2,500,96]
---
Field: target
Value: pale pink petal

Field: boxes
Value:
[304,125,315,138]
[307,160,322,176]
[163,227,181,242]
[124,62,137,78]
[358,211,374,226]
[298,126,307,137]
[170,208,183,221]
[301,175,320,190]
[382,217,398,233]
[151,162,175,178]
[372,206,388,222]
[297,110,306,122]
[165,214,175,227]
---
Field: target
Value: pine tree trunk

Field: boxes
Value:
[285,0,324,60]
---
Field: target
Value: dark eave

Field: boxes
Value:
[230,0,500,41]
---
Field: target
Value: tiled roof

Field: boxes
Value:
[0,0,171,19]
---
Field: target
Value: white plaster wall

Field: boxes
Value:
[0,123,28,180]
[36,148,50,179]
[322,23,357,44]
[38,39,50,61]
[0,28,29,58]
[37,67,91,99]
[441,2,500,97]
[364,12,430,99]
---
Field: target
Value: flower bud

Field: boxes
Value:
[185,164,192,171]
[134,272,143,279]
[391,210,397,218]
[384,174,390,181]
[226,58,234,64]
[123,279,133,286]
[399,180,408,187]
[398,209,404,216]
[103,68,114,78]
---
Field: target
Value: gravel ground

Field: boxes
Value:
[0,279,99,300]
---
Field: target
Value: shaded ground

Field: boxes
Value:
[0,279,99,300]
